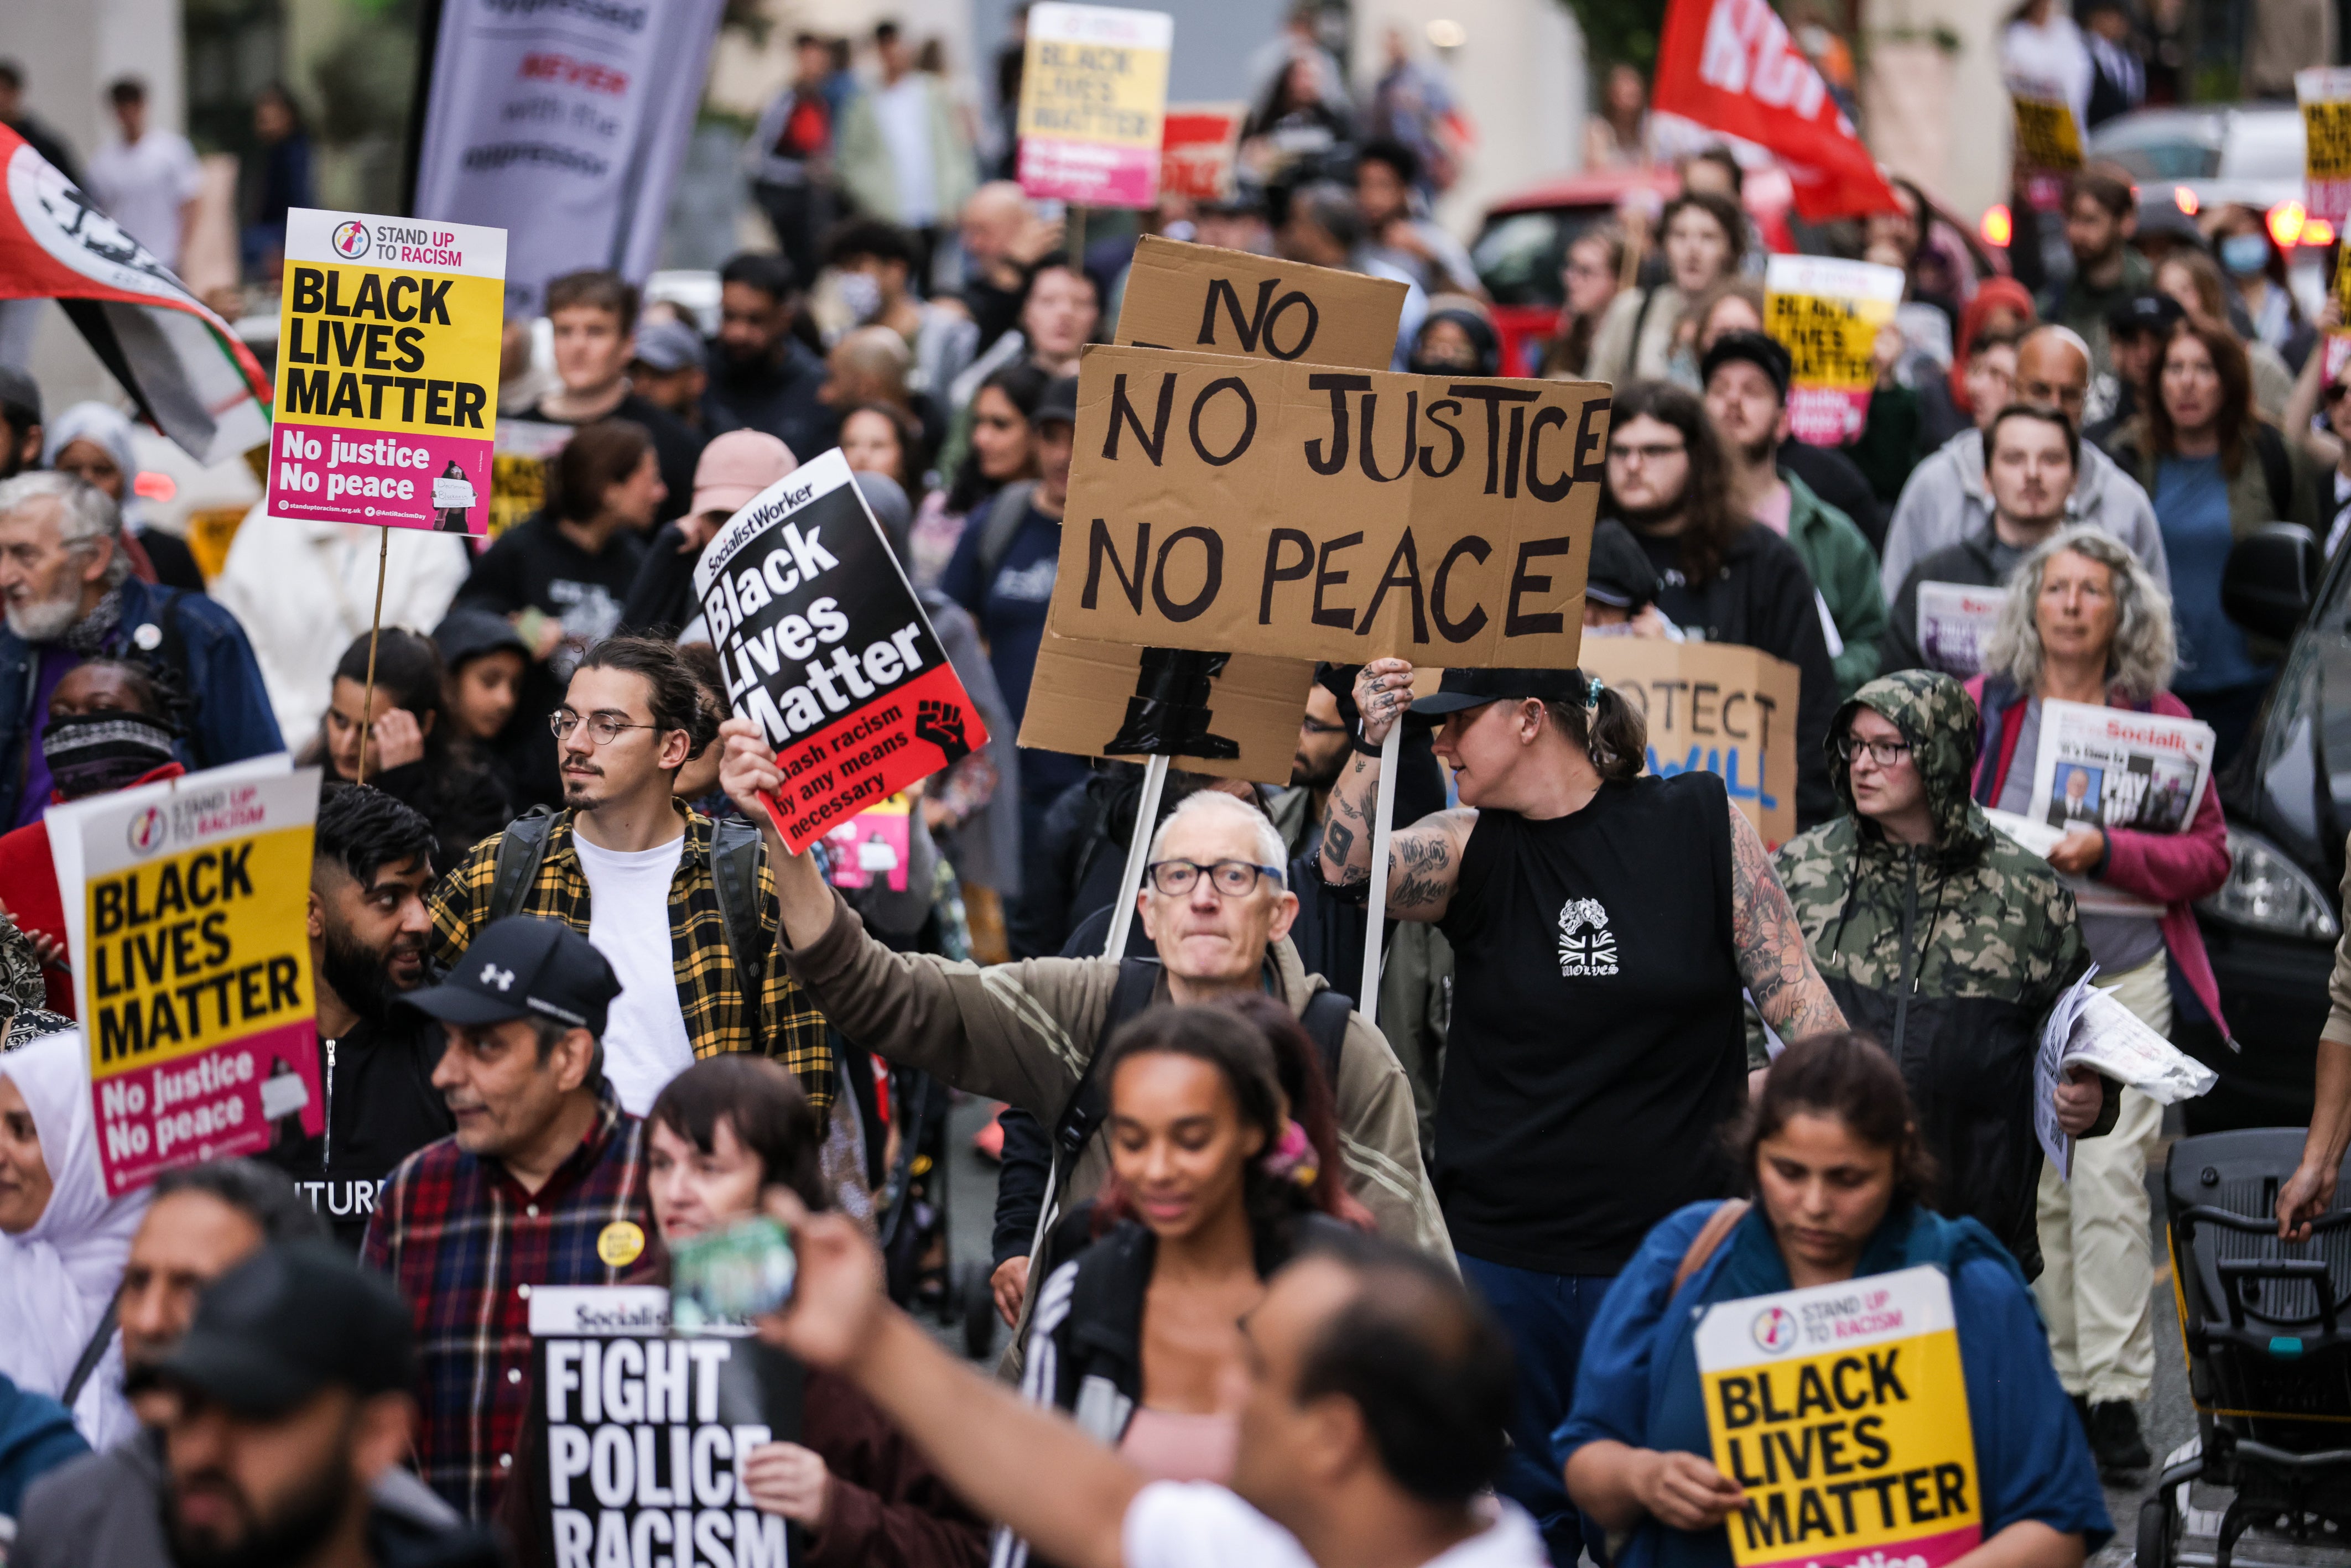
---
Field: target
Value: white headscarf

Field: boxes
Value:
[0,1027,150,1443]
[39,402,146,528]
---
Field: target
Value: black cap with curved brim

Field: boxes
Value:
[128,1241,414,1417]
[400,915,620,1038]
[1409,666,1594,716]
[1585,518,1660,610]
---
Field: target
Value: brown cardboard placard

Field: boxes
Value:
[1049,345,1606,669]
[1018,632,1313,785]
[1113,235,1407,372]
[1578,639,1802,846]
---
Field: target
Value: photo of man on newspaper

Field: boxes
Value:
[2048,763,2104,829]
[2027,700,2215,834]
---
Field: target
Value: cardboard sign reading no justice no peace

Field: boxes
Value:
[1048,345,1605,669]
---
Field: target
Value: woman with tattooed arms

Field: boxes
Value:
[1322,659,1848,1568]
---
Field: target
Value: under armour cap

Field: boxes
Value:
[1409,666,1593,715]
[131,1241,413,1416]
[402,914,620,1036]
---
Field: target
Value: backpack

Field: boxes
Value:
[971,480,1040,591]
[485,806,769,993]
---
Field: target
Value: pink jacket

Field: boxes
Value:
[1966,676,2233,1040]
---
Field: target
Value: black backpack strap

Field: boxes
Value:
[62,1297,118,1409]
[1050,957,1162,1167]
[975,480,1038,587]
[708,815,769,993]
[1300,986,1353,1094]
[487,806,560,925]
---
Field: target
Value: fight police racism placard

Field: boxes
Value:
[50,762,324,1196]
[266,208,507,535]
[695,449,988,852]
[1695,1265,1980,1568]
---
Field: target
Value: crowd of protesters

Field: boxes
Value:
[7,9,2351,1568]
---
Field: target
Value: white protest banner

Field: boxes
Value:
[412,0,725,312]
[1697,1265,1981,1568]
[528,1287,795,1568]
[1764,256,1905,447]
[1914,583,2005,678]
[49,758,323,1196]
[695,449,988,852]
[266,210,506,536]
[2301,69,2351,223]
[1017,4,1174,209]
[2025,699,2213,837]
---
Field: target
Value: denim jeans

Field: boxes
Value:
[1457,1253,1618,1567]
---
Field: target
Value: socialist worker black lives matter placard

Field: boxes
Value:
[695,449,987,852]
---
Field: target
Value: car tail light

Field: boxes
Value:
[2309,217,2338,246]
[2269,200,2307,247]
[132,472,175,502]
[2174,185,2198,215]
[1980,204,2012,247]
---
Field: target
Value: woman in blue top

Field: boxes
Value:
[1558,1032,2109,1568]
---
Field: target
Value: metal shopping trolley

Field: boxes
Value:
[2140,1129,2351,1568]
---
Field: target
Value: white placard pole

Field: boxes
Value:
[1357,725,1402,1025]
[1101,753,1170,961]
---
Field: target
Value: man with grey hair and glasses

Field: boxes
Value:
[0,473,279,826]
[719,717,1449,1333]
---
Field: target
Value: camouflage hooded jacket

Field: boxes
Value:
[1773,670,2089,1274]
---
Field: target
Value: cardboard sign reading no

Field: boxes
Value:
[1053,346,1604,668]
[1579,639,1801,845]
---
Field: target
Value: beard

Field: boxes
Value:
[320,920,420,1020]
[6,585,82,643]
[164,1452,353,1568]
[1609,494,1685,532]
[1738,433,1776,466]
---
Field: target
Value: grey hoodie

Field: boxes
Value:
[1878,428,2171,602]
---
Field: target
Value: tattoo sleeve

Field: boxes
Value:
[1728,801,1847,1043]
[1318,754,1384,887]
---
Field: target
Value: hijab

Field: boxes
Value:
[0,1026,151,1441]
[1947,278,2037,420]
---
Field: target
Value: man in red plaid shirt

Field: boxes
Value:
[361,914,650,1520]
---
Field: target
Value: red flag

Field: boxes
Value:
[0,125,271,463]
[1651,0,1901,222]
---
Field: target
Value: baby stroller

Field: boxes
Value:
[2142,1128,2351,1568]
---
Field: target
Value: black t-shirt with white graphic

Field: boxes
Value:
[1435,771,1746,1275]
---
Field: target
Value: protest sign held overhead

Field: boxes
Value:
[1114,234,1409,371]
[1050,346,1605,668]
[49,759,323,1197]
[1765,256,1905,447]
[1017,3,1174,209]
[1160,103,1247,202]
[1698,1265,1981,1568]
[528,1287,799,1568]
[1913,584,2005,679]
[264,209,506,536]
[1579,639,1801,844]
[1020,635,1315,785]
[2301,69,2351,224]
[697,449,987,853]
[2009,81,2085,174]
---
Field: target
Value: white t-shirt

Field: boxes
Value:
[873,77,938,227]
[573,832,694,1114]
[1119,1483,1547,1568]
[87,131,203,269]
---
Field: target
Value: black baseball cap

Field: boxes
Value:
[2106,291,2185,340]
[431,606,529,671]
[131,1242,413,1416]
[403,915,621,1036]
[1034,375,1079,430]
[0,364,39,426]
[1700,330,1792,403]
[1411,666,1593,716]
[1585,519,1660,610]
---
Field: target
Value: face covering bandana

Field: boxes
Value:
[836,270,883,325]
[2219,232,2270,278]
[40,711,178,800]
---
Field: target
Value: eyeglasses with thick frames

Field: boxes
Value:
[550,710,661,746]
[1837,734,1913,769]
[1146,859,1286,897]
[1608,440,1688,465]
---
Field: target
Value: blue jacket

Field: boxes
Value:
[0,576,283,824]
[1556,1200,2110,1568]
[0,1374,86,1519]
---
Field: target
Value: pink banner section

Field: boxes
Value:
[1787,387,1870,447]
[92,1019,323,1195]
[264,421,492,535]
[1747,1522,1982,1568]
[1020,138,1159,207]
[2314,177,2351,225]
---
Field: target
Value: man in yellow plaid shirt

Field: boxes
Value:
[429,636,832,1112]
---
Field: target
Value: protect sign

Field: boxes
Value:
[1579,639,1800,845]
[696,448,986,852]
[1697,1265,1980,1568]
[530,1287,793,1568]
[1017,3,1173,209]
[1765,256,1905,447]
[266,207,507,535]
[1053,346,1605,667]
[2300,69,2351,223]
[51,764,323,1196]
